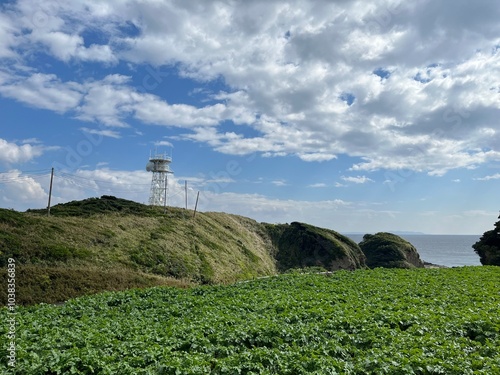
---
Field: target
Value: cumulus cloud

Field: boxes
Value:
[0,165,497,233]
[0,72,232,129]
[0,73,83,113]
[195,191,356,228]
[75,75,136,127]
[0,165,367,230]
[0,138,46,164]
[133,97,227,128]
[29,31,116,63]
[0,0,499,174]
[0,170,49,208]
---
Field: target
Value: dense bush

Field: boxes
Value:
[266,222,366,271]
[359,232,424,269]
[473,213,500,266]
[27,195,162,217]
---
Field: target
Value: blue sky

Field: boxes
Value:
[0,0,499,234]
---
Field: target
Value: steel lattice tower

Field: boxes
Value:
[146,153,172,206]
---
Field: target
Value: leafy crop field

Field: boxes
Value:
[2,267,499,374]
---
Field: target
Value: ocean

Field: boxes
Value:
[345,234,482,267]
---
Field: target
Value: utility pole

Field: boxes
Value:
[193,191,200,218]
[163,173,168,214]
[47,168,54,216]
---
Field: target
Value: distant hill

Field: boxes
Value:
[391,231,426,235]
[1,196,366,305]
[344,231,426,235]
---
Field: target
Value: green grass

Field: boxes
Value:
[265,222,366,271]
[1,196,373,305]
[360,232,424,269]
[0,198,278,305]
[1,267,499,374]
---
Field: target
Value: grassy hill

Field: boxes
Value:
[0,195,378,306]
[0,196,277,305]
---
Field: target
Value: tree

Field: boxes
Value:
[473,212,500,266]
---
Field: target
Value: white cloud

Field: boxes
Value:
[0,73,83,113]
[75,74,138,127]
[298,153,337,162]
[0,12,18,58]
[0,0,499,174]
[80,127,121,139]
[0,138,46,164]
[463,210,496,217]
[21,138,43,144]
[0,165,376,231]
[30,31,115,62]
[133,96,227,128]
[350,137,500,176]
[53,168,151,205]
[0,169,48,207]
[0,71,231,130]
[195,191,355,228]
[271,179,287,187]
[154,140,173,148]
[308,183,327,188]
[0,165,496,234]
[342,175,374,184]
[474,173,500,181]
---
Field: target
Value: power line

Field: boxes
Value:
[0,169,192,198]
[0,170,52,184]
[57,171,151,186]
[0,169,52,174]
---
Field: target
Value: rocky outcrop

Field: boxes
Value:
[359,232,425,269]
[265,222,367,271]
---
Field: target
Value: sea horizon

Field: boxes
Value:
[345,233,482,268]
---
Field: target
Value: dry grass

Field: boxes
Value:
[0,265,192,306]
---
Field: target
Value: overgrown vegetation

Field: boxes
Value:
[359,232,425,269]
[2,196,453,306]
[2,267,499,374]
[1,196,277,305]
[26,195,161,217]
[473,212,500,266]
[0,265,190,305]
[265,222,366,271]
